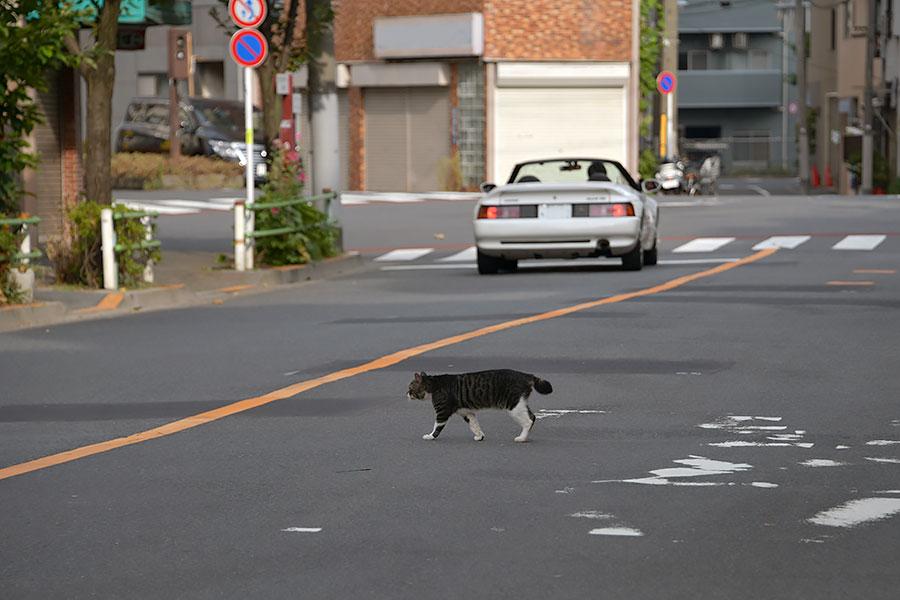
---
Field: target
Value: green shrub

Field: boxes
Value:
[111,153,243,188]
[253,149,338,266]
[48,200,161,289]
[0,214,25,304]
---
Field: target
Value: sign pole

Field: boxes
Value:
[244,66,255,271]
[667,92,674,158]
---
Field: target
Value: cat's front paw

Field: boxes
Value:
[514,435,529,443]
[423,434,435,440]
[473,434,484,441]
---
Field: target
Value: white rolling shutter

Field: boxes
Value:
[493,87,625,183]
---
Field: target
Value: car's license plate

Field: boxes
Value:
[539,204,569,219]
[661,179,679,189]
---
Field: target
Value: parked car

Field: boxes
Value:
[114,97,268,182]
[474,158,660,274]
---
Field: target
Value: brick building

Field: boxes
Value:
[22,69,83,241]
[333,0,640,191]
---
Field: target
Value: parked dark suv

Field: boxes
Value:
[115,97,268,182]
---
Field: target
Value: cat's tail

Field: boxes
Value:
[531,376,553,395]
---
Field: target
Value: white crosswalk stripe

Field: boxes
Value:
[832,235,886,251]
[437,247,478,262]
[117,198,239,215]
[373,248,435,262]
[671,237,735,253]
[752,235,811,250]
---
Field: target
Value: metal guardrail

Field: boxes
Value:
[0,215,41,263]
[235,192,337,268]
[101,208,160,290]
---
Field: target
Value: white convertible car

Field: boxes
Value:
[473,158,660,274]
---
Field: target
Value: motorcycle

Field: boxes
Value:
[655,159,685,195]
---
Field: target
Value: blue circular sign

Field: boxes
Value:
[230,28,268,68]
[657,71,676,94]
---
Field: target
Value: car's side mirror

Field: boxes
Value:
[641,178,661,194]
[480,182,497,193]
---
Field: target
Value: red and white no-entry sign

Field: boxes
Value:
[228,0,266,28]
[230,28,268,69]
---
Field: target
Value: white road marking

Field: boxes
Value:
[536,409,606,419]
[671,237,736,253]
[752,235,811,250]
[589,527,644,537]
[437,247,477,262]
[800,459,847,467]
[569,511,613,519]
[373,248,434,262]
[832,234,887,250]
[866,440,900,446]
[282,527,323,533]
[865,457,900,464]
[809,498,900,528]
[597,456,752,487]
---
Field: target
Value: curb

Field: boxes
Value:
[0,253,366,333]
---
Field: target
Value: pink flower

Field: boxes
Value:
[271,208,280,215]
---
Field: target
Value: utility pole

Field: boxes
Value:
[662,0,679,157]
[307,0,343,245]
[795,0,809,193]
[861,0,876,193]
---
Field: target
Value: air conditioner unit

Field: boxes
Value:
[733,32,748,49]
[710,33,724,50]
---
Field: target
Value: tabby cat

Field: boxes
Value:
[407,369,553,442]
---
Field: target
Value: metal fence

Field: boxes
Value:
[680,136,795,175]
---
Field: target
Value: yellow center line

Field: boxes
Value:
[0,248,778,482]
[827,281,874,286]
[853,269,895,274]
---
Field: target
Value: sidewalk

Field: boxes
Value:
[0,250,367,333]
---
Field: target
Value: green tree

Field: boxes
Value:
[63,0,122,206]
[210,0,334,146]
[0,1,81,214]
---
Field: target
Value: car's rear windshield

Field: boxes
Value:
[508,159,634,188]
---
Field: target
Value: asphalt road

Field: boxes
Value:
[2,192,899,599]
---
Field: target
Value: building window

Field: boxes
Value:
[748,49,769,69]
[831,8,836,49]
[687,50,709,70]
[137,73,167,97]
[457,61,484,188]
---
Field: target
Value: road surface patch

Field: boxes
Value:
[0,248,778,482]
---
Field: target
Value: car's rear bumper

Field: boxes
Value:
[474,217,641,259]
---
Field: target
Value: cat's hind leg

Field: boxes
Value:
[423,421,447,440]
[509,397,535,442]
[459,410,485,441]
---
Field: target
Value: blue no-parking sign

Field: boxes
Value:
[657,71,677,95]
[230,28,268,69]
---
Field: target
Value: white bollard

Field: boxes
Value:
[245,209,254,271]
[141,215,154,284]
[20,221,31,266]
[100,208,118,290]
[234,201,245,271]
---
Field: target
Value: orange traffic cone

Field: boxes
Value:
[812,164,820,187]
[825,164,833,187]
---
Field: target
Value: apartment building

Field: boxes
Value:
[677,0,797,173]
[808,0,893,192]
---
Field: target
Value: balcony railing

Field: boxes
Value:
[677,70,783,108]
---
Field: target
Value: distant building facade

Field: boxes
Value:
[678,0,798,174]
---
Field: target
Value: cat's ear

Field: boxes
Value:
[415,372,423,383]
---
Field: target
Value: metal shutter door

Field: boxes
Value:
[364,88,408,192]
[493,87,625,183]
[407,87,449,192]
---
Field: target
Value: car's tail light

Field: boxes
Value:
[477,205,537,219]
[572,203,635,218]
